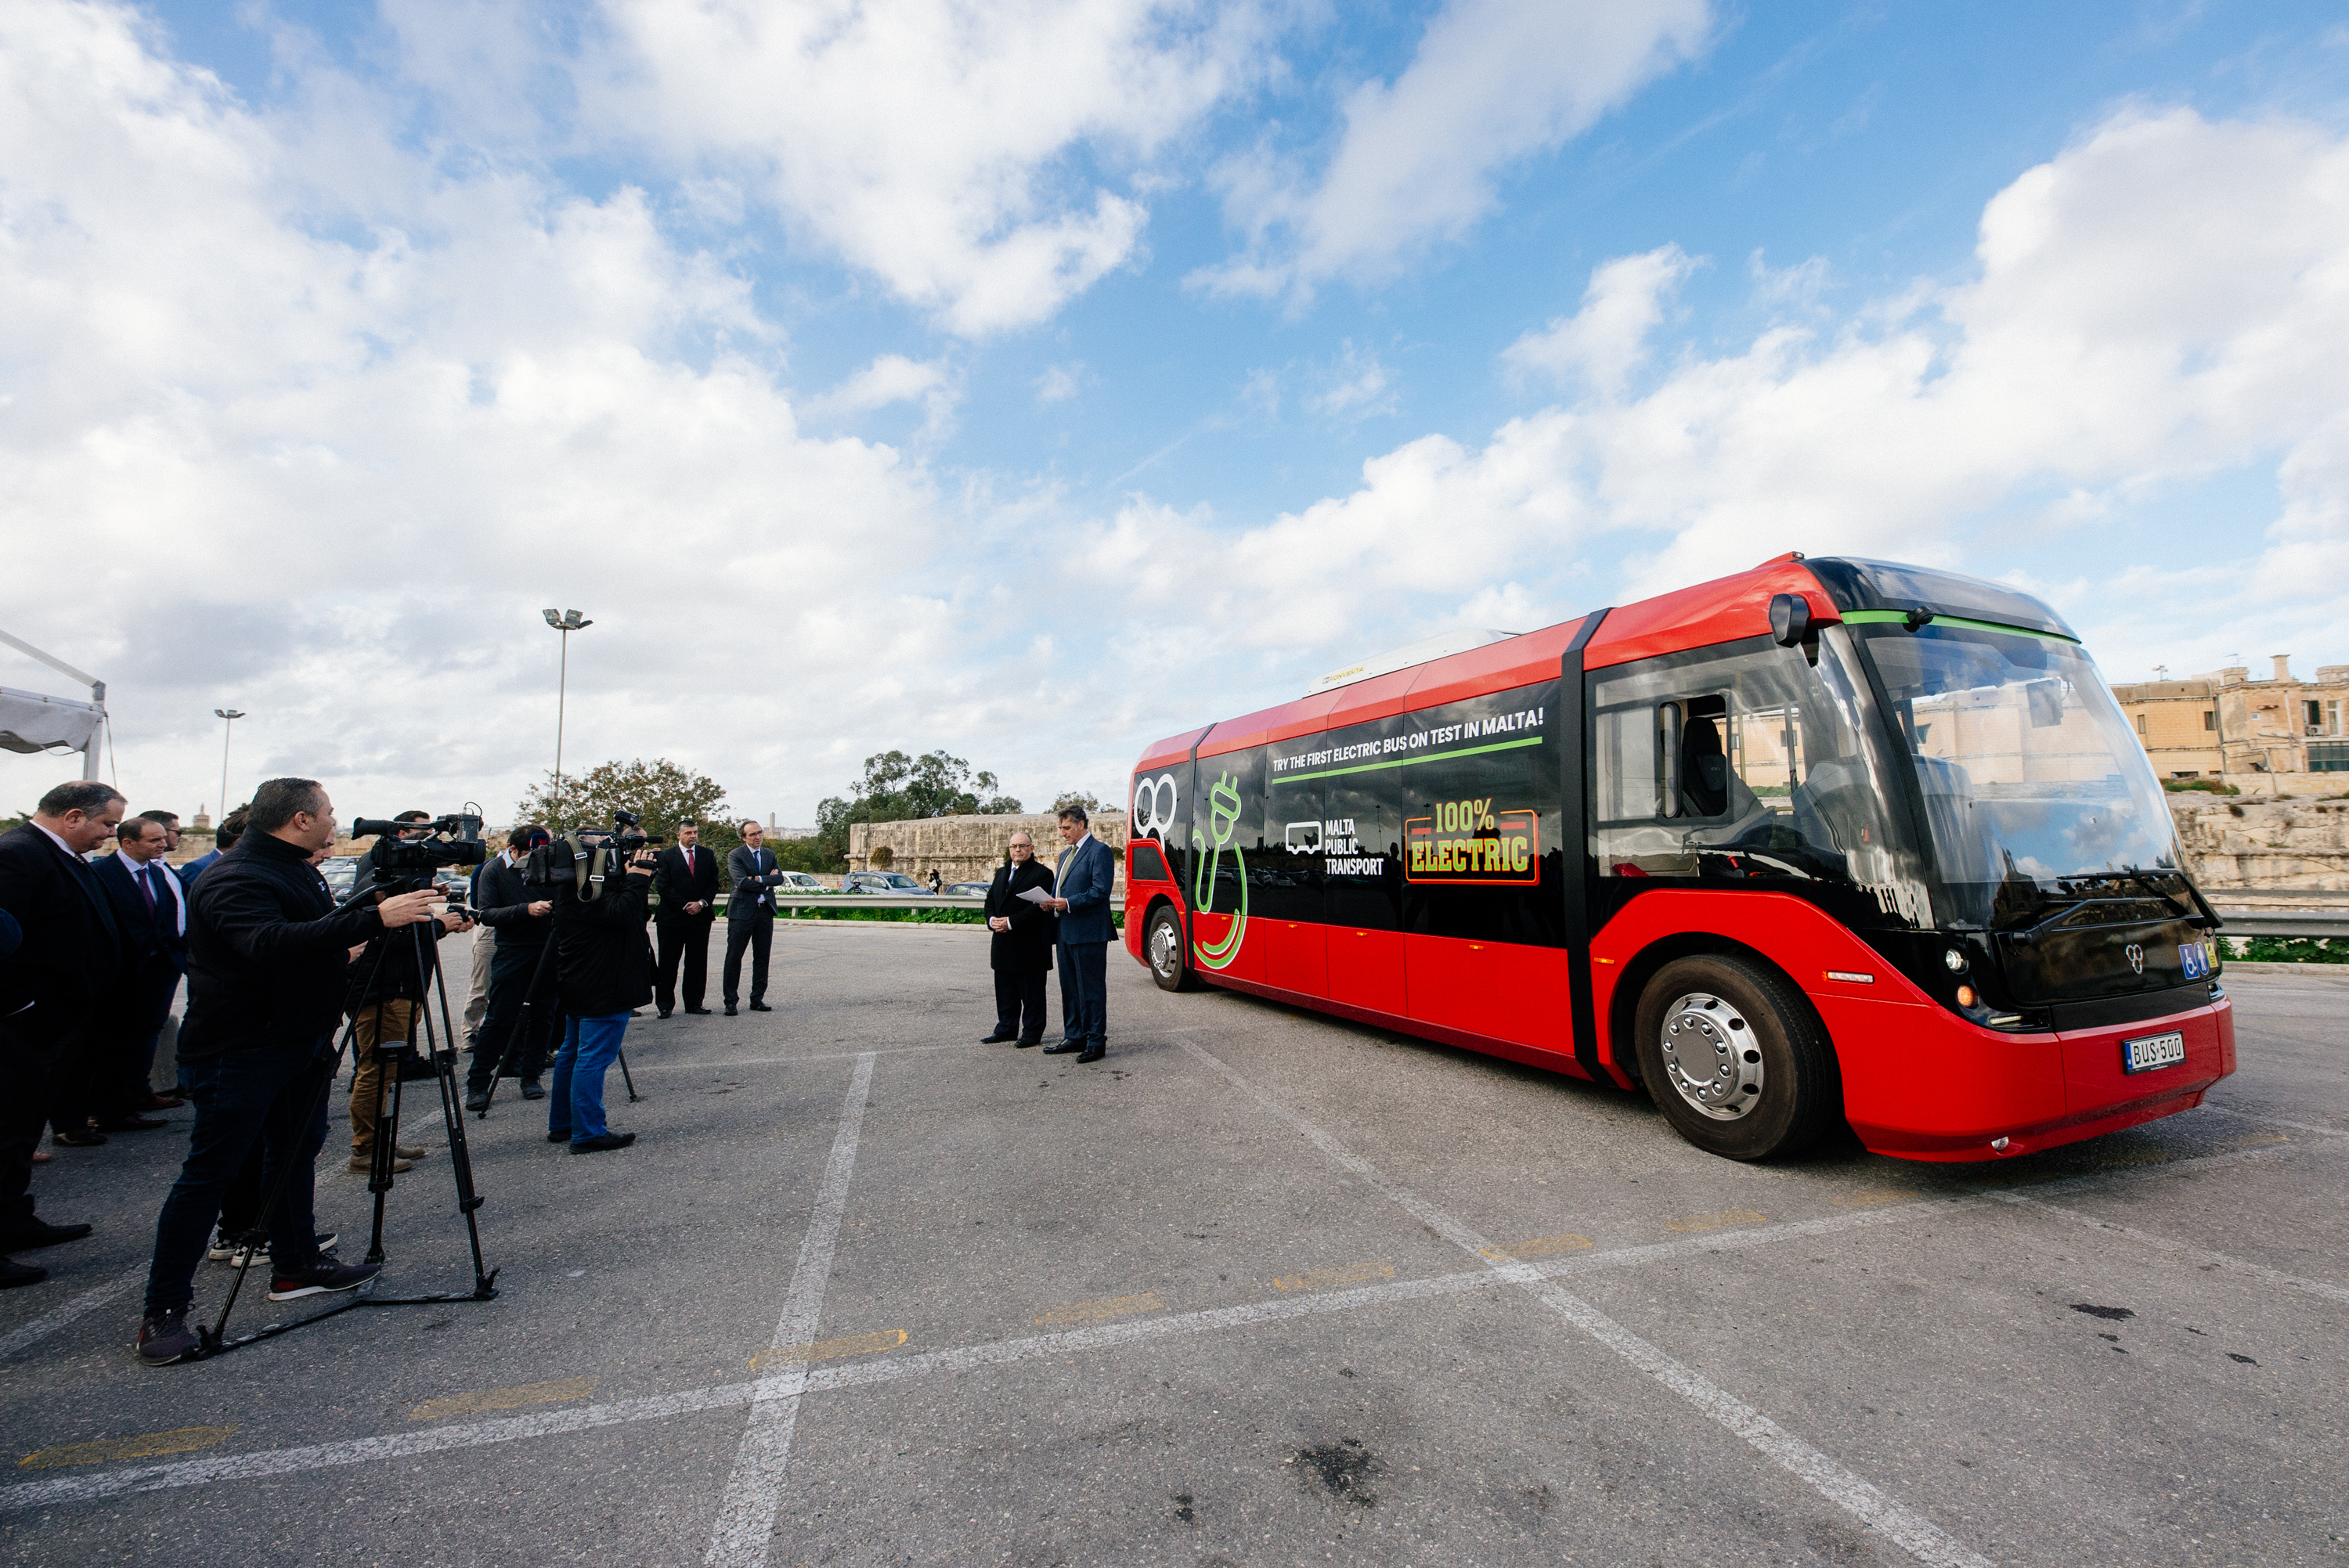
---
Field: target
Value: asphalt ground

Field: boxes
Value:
[1,925,2345,1566]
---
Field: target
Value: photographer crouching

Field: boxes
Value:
[135,778,444,1367]
[543,816,660,1153]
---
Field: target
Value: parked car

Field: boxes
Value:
[319,855,360,901]
[774,871,826,892]
[944,881,991,897]
[842,871,929,894]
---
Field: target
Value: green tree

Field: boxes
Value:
[514,759,729,843]
[810,748,1023,866]
[1051,790,1102,819]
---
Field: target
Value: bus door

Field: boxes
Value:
[1258,761,1327,997]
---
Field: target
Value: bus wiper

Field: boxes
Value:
[2112,864,2218,929]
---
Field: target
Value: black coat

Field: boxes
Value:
[475,856,550,949]
[181,831,384,1059]
[0,824,121,1048]
[554,859,654,1016]
[983,858,1056,973]
[655,845,720,920]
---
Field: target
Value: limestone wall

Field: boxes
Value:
[2168,796,2349,891]
[850,811,1130,893]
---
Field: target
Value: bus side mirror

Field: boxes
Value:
[1769,593,1812,647]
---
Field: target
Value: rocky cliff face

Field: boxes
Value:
[2170,796,2349,890]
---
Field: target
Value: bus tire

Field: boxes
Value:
[1145,905,1200,992]
[1633,953,1838,1161]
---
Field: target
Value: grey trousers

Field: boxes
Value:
[464,926,495,1042]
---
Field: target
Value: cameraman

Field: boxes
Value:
[546,827,658,1154]
[465,825,557,1112]
[135,778,442,1367]
[344,812,471,1173]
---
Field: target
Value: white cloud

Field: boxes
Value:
[1304,341,1398,420]
[1502,243,1695,395]
[1034,362,1084,404]
[806,353,962,438]
[567,0,1268,335]
[1199,0,1712,298]
[1122,107,2349,692]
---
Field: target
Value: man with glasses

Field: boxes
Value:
[982,831,1055,1046]
[723,820,785,1017]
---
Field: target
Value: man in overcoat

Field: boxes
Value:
[981,831,1055,1046]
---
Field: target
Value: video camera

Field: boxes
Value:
[350,812,490,899]
[525,809,664,894]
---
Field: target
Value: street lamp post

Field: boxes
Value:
[541,609,593,785]
[213,708,246,817]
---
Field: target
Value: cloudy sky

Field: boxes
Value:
[5,0,2347,827]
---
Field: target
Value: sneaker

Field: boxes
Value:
[266,1258,382,1302]
[135,1308,200,1365]
[570,1131,636,1154]
[206,1235,237,1262]
[224,1231,334,1269]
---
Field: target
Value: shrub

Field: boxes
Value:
[2163,778,2240,795]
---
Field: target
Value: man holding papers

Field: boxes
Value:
[1042,806,1115,1062]
[982,831,1055,1046]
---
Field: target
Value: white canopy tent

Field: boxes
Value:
[0,629,104,781]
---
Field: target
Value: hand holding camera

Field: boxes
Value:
[377,889,442,928]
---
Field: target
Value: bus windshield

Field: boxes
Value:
[1853,623,2185,927]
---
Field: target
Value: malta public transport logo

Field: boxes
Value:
[1133,773,1179,840]
[1190,770,1248,971]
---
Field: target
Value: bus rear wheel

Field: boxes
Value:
[1633,954,1838,1161]
[1146,905,1199,992]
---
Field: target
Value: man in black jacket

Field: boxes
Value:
[0,780,124,1289]
[135,777,441,1366]
[546,830,657,1152]
[652,820,719,1018]
[981,831,1055,1046]
[465,825,557,1112]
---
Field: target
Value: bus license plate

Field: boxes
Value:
[2122,1031,2187,1074]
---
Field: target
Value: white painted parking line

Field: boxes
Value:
[1172,1036,1993,1568]
[0,1263,144,1364]
[1994,1191,2349,1304]
[630,1044,977,1075]
[702,1051,877,1568]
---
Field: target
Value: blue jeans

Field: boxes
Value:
[548,1013,629,1144]
[143,1038,333,1315]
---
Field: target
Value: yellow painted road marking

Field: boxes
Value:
[1031,1294,1167,1327]
[20,1426,236,1469]
[1272,1263,1394,1292]
[410,1377,596,1423]
[750,1328,909,1369]
[1665,1209,1767,1234]
[1831,1188,1915,1209]
[1480,1234,1593,1261]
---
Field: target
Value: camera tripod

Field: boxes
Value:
[471,932,639,1119]
[197,893,499,1359]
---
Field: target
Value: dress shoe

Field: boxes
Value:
[657,1009,673,1019]
[685,1007,713,1015]
[1077,1046,1106,1064]
[723,1004,738,1016]
[98,1115,168,1132]
[2,1256,49,1290]
[748,1000,772,1012]
[1041,1042,1082,1054]
[521,1080,547,1101]
[464,1090,490,1113]
[135,1091,186,1112]
[981,1031,1016,1044]
[0,1219,92,1250]
[51,1130,106,1147]
[571,1131,636,1154]
[547,1128,572,1143]
[1014,1038,1042,1048]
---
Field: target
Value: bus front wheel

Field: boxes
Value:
[1633,954,1838,1161]
[1146,906,1200,992]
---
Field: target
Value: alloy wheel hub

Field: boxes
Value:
[1659,991,1763,1121]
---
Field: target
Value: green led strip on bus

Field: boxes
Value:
[1837,609,2079,643]
[1266,734,1546,785]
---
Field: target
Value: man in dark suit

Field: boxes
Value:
[653,820,720,1018]
[88,816,190,1128]
[466,825,557,1112]
[723,820,783,1016]
[982,831,1055,1045]
[0,780,125,1288]
[1043,805,1116,1062]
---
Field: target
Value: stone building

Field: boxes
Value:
[849,811,1130,896]
[2113,654,2349,789]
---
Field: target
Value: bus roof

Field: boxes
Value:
[1138,553,2073,769]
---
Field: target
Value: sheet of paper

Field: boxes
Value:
[1016,886,1055,905]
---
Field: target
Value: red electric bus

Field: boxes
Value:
[1122,553,2235,1163]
